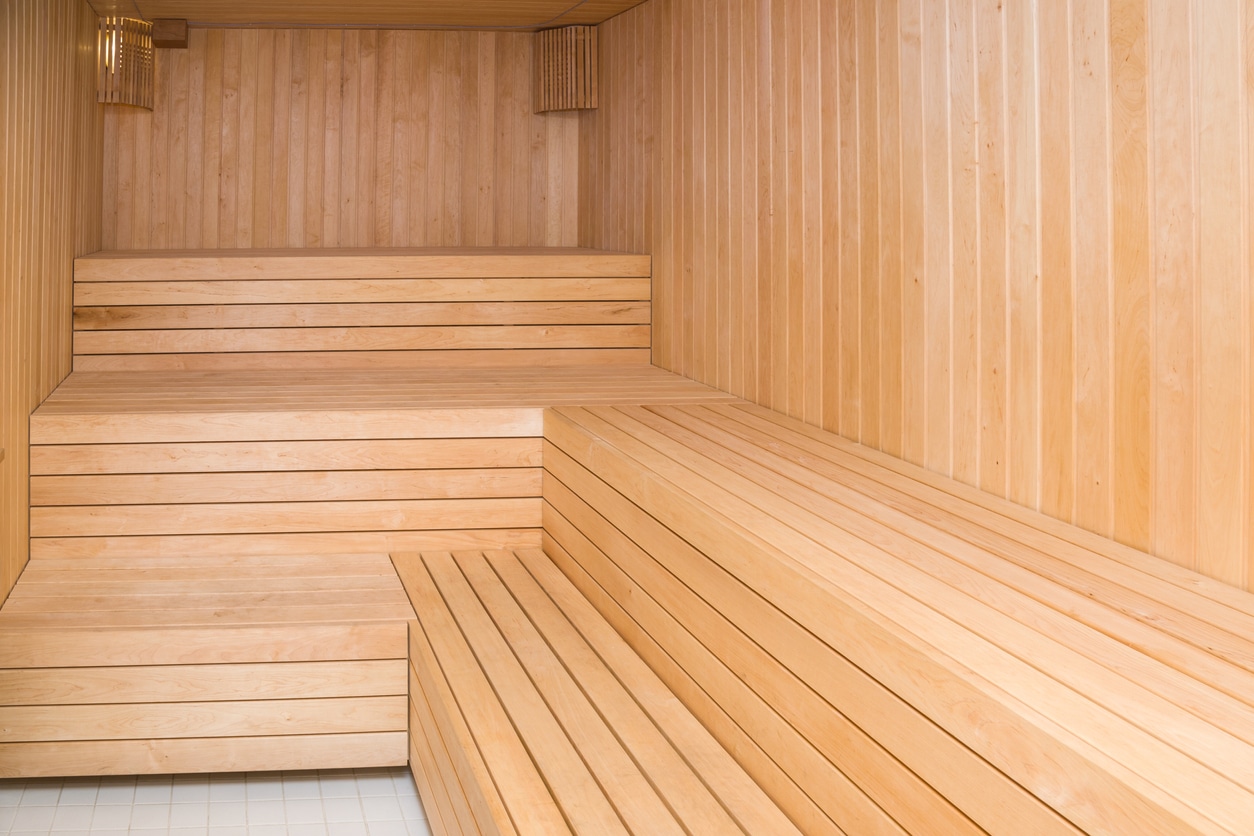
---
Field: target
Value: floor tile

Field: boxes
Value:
[0,767,424,836]
[11,803,56,830]
[286,798,326,824]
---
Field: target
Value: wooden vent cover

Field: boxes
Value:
[98,17,154,109]
[535,25,598,112]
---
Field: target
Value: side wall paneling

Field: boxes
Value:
[580,0,1254,591]
[105,28,580,249]
[0,0,104,604]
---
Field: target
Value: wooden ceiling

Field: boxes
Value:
[85,0,648,29]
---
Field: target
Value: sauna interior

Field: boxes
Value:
[3,0,1254,833]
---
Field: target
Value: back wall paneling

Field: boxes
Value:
[105,28,580,249]
[0,0,104,604]
[580,0,1254,591]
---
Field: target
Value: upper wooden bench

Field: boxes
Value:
[542,402,1254,835]
[72,248,651,371]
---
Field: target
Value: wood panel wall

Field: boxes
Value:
[580,0,1254,590]
[0,0,104,604]
[104,28,581,249]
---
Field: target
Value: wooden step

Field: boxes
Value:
[28,366,735,558]
[393,549,801,836]
[0,554,415,778]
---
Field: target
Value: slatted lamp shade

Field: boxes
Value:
[535,25,598,112]
[98,17,154,110]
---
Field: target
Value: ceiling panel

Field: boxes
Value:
[86,0,647,29]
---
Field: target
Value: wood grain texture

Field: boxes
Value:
[90,0,647,28]
[581,0,1254,591]
[0,0,103,606]
[105,29,582,249]
[72,250,652,370]
[394,550,802,836]
[0,553,414,776]
[26,365,733,557]
[543,403,1254,834]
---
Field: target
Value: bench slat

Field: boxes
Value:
[73,301,651,330]
[30,469,541,506]
[30,498,539,537]
[0,732,408,779]
[30,439,542,476]
[28,530,543,560]
[74,325,650,355]
[0,696,405,742]
[0,660,406,704]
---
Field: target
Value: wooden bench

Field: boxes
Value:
[29,366,732,559]
[393,549,800,836]
[2,248,738,779]
[542,402,1254,835]
[72,248,651,371]
[0,553,414,777]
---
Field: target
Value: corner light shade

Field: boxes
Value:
[535,25,598,113]
[98,17,154,109]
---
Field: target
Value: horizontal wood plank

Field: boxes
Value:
[29,530,543,559]
[29,498,540,537]
[74,325,651,355]
[30,439,543,475]
[74,301,651,330]
[74,279,652,306]
[0,696,406,742]
[0,731,408,778]
[0,660,407,704]
[30,469,541,505]
[74,250,651,281]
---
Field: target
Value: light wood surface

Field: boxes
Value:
[0,553,414,777]
[0,0,102,607]
[27,365,732,557]
[394,550,802,835]
[543,403,1254,834]
[0,733,408,779]
[582,0,1254,592]
[104,28,582,249]
[73,250,651,370]
[88,0,647,28]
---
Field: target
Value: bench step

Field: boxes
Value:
[393,550,800,836]
[0,554,415,778]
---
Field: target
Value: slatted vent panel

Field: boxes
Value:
[535,26,598,112]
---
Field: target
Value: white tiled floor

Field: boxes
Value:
[0,766,430,836]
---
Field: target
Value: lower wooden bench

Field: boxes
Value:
[0,554,415,777]
[392,550,800,836]
[543,403,1254,835]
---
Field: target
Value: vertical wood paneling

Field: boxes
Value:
[0,0,103,604]
[105,29,580,249]
[583,0,1254,591]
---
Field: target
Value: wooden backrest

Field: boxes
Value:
[72,249,651,371]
